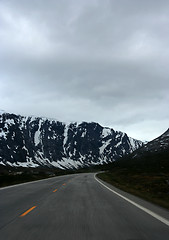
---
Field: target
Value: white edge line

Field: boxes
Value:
[94,173,169,227]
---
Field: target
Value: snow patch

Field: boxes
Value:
[99,139,112,154]
[114,141,122,148]
[6,119,15,125]
[81,129,87,137]
[0,161,5,166]
[102,128,111,138]
[63,124,69,146]
[34,119,43,146]
[0,130,6,139]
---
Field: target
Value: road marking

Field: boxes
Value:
[53,189,58,192]
[20,206,36,217]
[94,174,169,227]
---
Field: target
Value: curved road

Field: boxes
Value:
[0,173,169,240]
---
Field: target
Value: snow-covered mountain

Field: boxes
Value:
[0,112,143,169]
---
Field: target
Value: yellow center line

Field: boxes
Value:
[53,189,58,192]
[20,206,36,217]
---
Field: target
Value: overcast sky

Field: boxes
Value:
[0,0,169,141]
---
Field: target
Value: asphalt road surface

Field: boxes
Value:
[0,173,169,240]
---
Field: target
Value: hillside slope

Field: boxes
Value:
[118,128,169,171]
[97,129,169,209]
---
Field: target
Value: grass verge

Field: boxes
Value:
[0,172,58,188]
[0,168,73,188]
[0,165,100,188]
[97,168,169,210]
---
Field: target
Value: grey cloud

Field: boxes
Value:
[0,0,169,141]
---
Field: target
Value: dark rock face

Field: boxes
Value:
[117,129,169,172]
[0,112,143,169]
[132,128,169,159]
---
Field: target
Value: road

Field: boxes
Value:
[0,173,169,240]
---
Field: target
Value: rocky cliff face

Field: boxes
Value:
[0,112,143,169]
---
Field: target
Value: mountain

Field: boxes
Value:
[0,111,143,169]
[115,129,169,171]
[133,128,169,158]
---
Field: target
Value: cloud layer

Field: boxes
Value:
[0,0,169,141]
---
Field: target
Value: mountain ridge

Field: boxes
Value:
[0,111,143,169]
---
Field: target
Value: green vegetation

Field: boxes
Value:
[97,148,169,209]
[97,169,169,209]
